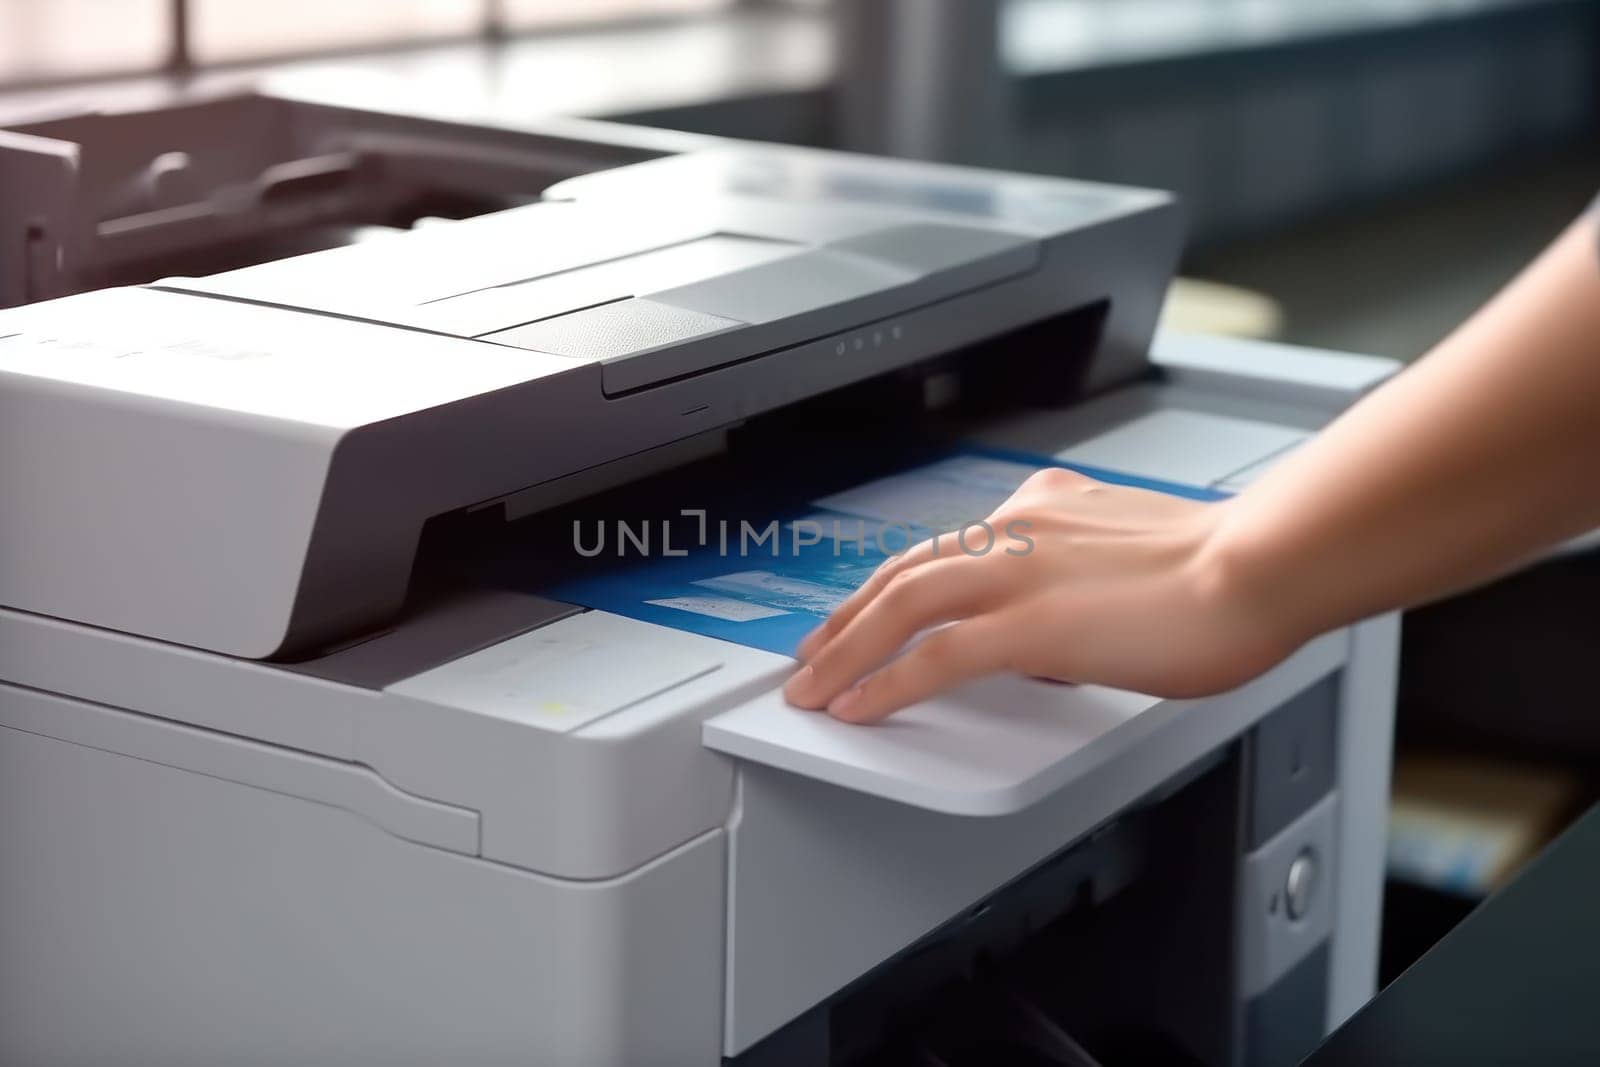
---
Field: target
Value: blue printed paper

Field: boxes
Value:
[541,447,1227,657]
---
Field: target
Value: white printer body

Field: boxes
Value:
[0,95,1401,1066]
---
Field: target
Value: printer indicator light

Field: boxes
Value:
[836,325,902,357]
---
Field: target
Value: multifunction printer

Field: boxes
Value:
[0,93,1400,1066]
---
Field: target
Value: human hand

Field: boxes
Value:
[782,467,1299,723]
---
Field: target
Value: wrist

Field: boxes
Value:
[1191,498,1324,651]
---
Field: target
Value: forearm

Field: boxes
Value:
[1215,213,1600,641]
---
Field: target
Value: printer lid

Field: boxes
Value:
[153,148,1174,412]
[161,148,1156,397]
[0,145,1178,658]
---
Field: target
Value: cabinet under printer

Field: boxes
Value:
[0,94,1400,1066]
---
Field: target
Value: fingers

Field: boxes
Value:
[825,604,1036,724]
[784,553,1005,710]
[794,529,961,661]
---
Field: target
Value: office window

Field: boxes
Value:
[0,0,170,83]
[191,0,480,63]
[498,0,734,30]
[0,0,750,86]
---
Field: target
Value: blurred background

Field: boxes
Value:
[6,0,1600,356]
[4,0,1600,982]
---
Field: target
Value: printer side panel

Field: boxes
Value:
[0,682,729,1067]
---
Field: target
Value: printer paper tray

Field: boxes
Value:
[702,674,1165,817]
[702,631,1347,817]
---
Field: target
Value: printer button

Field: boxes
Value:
[1285,849,1318,922]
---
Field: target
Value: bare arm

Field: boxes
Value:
[1222,213,1600,639]
[785,212,1600,722]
